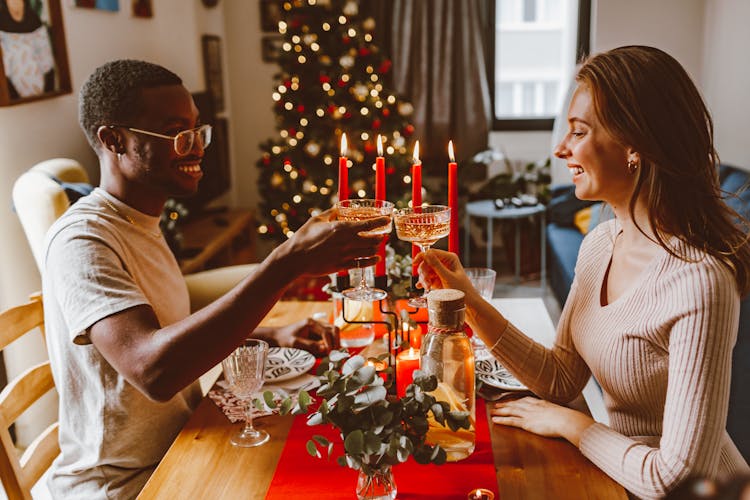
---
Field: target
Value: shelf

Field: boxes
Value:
[178,208,256,274]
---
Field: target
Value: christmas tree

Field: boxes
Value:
[256,0,418,243]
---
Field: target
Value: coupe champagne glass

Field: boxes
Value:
[222,339,270,447]
[336,199,394,302]
[394,205,451,308]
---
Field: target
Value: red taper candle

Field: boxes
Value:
[411,141,422,277]
[337,133,349,280]
[448,140,459,254]
[375,135,387,277]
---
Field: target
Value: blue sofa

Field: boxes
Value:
[545,164,750,460]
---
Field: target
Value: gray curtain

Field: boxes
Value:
[388,0,492,163]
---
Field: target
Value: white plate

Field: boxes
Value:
[265,347,315,382]
[475,358,528,391]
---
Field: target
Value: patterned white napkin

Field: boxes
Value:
[208,375,320,423]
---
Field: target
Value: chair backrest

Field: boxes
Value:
[12,159,91,273]
[0,293,58,500]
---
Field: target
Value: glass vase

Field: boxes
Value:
[356,465,397,500]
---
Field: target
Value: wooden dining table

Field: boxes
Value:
[138,300,627,500]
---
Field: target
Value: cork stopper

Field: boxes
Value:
[427,289,465,330]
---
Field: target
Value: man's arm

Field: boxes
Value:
[89,209,386,401]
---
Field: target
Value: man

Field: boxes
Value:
[42,59,387,499]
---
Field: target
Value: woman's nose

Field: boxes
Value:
[553,138,569,159]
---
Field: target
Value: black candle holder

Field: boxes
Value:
[334,277,428,396]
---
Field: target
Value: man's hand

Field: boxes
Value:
[251,318,339,357]
[275,207,389,277]
[490,396,594,447]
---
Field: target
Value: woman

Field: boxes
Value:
[416,45,750,498]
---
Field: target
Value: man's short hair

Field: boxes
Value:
[78,59,182,151]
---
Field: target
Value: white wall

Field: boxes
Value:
[701,0,750,171]
[0,0,227,447]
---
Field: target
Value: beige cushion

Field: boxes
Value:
[13,159,89,271]
[183,263,259,312]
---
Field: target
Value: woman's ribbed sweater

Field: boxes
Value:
[490,219,749,499]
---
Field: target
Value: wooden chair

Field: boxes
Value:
[0,293,58,500]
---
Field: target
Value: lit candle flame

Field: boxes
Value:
[340,133,347,157]
[412,140,420,164]
[449,140,455,162]
[377,134,383,157]
[408,347,416,357]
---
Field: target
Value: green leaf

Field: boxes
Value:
[342,355,365,375]
[263,391,276,408]
[364,432,382,455]
[252,398,265,411]
[353,386,387,408]
[344,429,364,455]
[351,364,376,386]
[313,435,330,447]
[329,350,350,363]
[306,440,321,458]
[279,398,293,415]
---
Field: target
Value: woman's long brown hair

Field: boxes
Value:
[576,45,750,296]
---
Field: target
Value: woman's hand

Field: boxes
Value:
[490,396,595,447]
[414,249,474,293]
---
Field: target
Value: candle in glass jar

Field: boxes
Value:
[396,347,420,398]
[448,140,459,254]
[411,141,422,276]
[375,135,387,278]
[467,488,495,500]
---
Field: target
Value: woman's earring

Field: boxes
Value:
[117,152,123,162]
[627,159,638,174]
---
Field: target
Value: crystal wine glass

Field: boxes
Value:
[336,199,394,302]
[222,339,270,447]
[393,205,451,308]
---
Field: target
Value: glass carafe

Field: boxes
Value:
[420,289,476,461]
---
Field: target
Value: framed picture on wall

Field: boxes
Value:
[201,34,224,113]
[259,0,281,32]
[73,0,120,11]
[261,35,282,63]
[131,0,152,18]
[0,0,72,106]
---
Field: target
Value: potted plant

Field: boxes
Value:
[260,350,471,500]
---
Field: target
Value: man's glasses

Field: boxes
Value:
[117,124,212,156]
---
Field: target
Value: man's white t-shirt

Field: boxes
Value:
[42,188,201,499]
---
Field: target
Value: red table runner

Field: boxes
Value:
[265,399,499,499]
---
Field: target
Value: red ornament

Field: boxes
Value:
[344,112,352,119]
[284,79,292,88]
[364,142,375,154]
[327,104,336,114]
[296,104,305,113]
[386,166,396,175]
[404,124,415,136]
[337,79,347,88]
[372,118,381,129]
[342,36,350,44]
[288,127,297,135]
[262,156,271,165]
[299,168,307,177]
[379,59,392,74]
[358,47,370,56]
[319,75,330,84]
[382,108,391,117]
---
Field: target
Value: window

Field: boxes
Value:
[489,0,591,130]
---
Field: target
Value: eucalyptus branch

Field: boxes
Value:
[256,349,471,474]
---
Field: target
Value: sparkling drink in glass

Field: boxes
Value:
[336,199,394,302]
[222,339,270,447]
[393,205,451,308]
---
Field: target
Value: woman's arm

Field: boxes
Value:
[416,250,591,402]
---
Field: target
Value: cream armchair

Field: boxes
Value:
[13,158,257,312]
